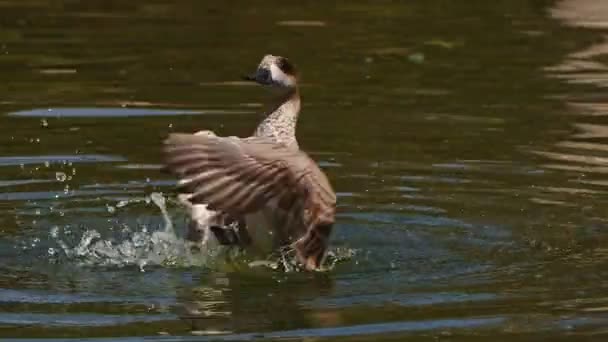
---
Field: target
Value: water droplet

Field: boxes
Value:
[41,119,49,127]
[44,161,50,168]
[71,168,76,175]
[106,204,116,214]
[48,247,56,256]
[35,209,41,216]
[55,172,67,182]
[408,52,425,64]
[50,226,59,238]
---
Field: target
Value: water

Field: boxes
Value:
[1,0,608,340]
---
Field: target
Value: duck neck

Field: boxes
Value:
[254,87,300,147]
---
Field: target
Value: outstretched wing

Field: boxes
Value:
[162,132,336,239]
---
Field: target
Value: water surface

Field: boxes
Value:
[1,0,608,340]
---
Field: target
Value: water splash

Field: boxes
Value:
[49,192,221,271]
[245,245,357,273]
[46,192,354,272]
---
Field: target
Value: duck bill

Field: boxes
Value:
[241,74,257,82]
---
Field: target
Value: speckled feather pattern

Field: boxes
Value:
[162,55,336,270]
[254,91,301,148]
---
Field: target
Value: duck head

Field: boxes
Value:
[242,54,298,89]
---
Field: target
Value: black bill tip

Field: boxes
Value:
[241,74,256,82]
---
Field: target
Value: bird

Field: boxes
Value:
[161,55,336,271]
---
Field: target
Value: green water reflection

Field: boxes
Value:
[1,0,608,340]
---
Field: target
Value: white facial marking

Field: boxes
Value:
[269,63,295,87]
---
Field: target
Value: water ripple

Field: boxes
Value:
[7,107,253,118]
[0,312,175,326]
[0,155,126,167]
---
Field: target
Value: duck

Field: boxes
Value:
[161,55,336,271]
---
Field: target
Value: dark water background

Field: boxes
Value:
[1,0,608,340]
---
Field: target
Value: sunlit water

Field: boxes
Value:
[2,0,608,340]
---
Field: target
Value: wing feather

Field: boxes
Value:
[162,132,337,269]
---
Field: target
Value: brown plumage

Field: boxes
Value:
[162,131,336,270]
[161,54,337,271]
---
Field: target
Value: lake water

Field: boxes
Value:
[1,0,608,340]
